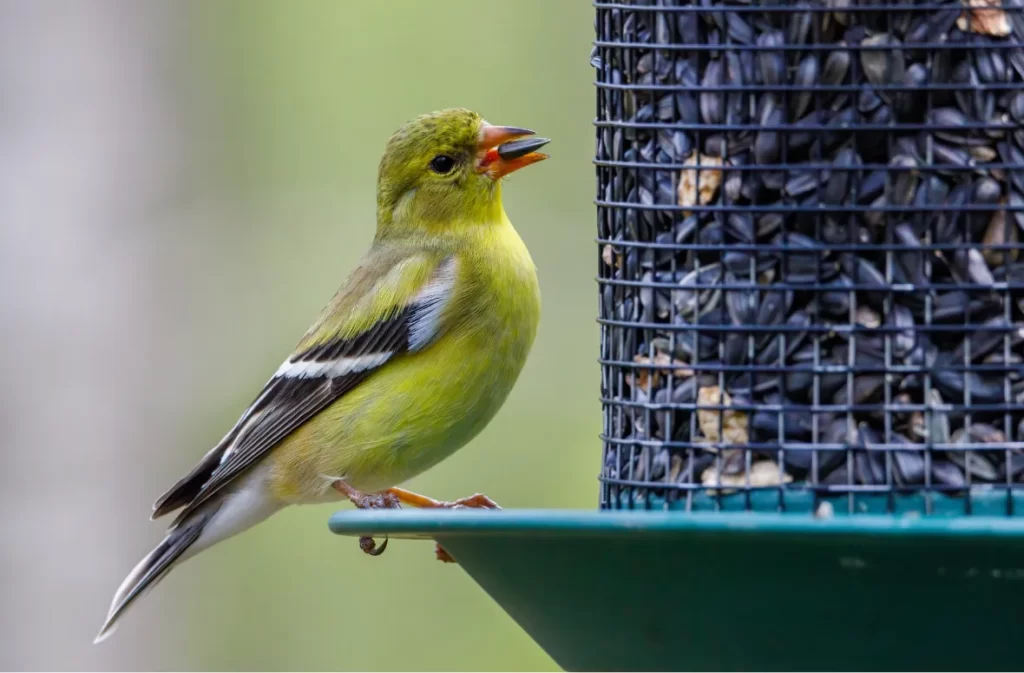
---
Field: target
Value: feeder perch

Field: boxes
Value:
[332,0,1024,669]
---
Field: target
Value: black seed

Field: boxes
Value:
[756,30,786,86]
[699,60,725,125]
[932,462,966,489]
[821,50,850,87]
[790,55,819,120]
[861,34,906,100]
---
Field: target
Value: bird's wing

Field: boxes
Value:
[152,249,460,520]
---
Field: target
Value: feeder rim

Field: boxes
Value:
[327,507,1024,540]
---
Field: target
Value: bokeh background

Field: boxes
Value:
[0,1,596,669]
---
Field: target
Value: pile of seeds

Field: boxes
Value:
[594,0,1024,510]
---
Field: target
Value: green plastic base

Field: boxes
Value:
[328,509,1024,672]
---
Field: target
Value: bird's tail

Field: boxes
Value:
[93,508,215,644]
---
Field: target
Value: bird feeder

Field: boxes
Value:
[331,1,1024,670]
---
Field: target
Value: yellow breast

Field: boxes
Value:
[268,215,540,500]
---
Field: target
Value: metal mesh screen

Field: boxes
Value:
[595,0,1024,514]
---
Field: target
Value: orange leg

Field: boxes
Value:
[383,487,500,564]
[384,487,501,510]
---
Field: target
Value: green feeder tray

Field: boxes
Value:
[329,505,1024,672]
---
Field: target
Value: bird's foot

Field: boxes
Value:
[332,481,400,557]
[332,481,402,510]
[384,487,501,510]
[353,491,401,510]
[434,543,456,563]
[381,487,500,565]
[360,536,389,557]
[440,493,501,510]
[332,482,499,563]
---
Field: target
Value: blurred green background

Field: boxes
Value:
[0,0,596,670]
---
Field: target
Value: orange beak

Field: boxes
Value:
[476,123,550,180]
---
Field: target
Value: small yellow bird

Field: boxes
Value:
[96,108,548,642]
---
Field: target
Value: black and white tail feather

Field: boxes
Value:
[94,255,458,643]
[93,510,214,643]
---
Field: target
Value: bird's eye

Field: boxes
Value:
[429,155,456,174]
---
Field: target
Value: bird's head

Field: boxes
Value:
[375,108,549,238]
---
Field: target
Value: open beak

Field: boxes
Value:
[476,123,550,180]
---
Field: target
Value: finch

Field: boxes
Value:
[95,108,548,642]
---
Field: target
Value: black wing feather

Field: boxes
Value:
[151,265,449,520]
[171,373,369,522]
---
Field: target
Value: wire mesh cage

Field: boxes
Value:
[595,0,1024,515]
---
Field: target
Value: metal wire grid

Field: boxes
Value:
[594,0,1024,514]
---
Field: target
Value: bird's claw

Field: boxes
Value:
[435,543,456,563]
[434,493,496,563]
[359,535,389,557]
[442,493,501,510]
[333,483,399,558]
